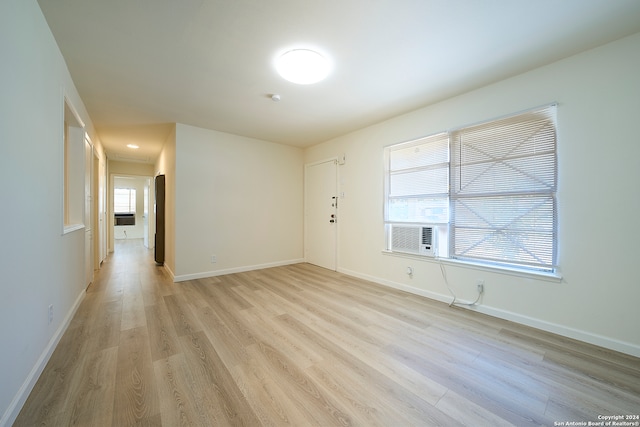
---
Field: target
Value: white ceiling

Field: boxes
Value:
[38,0,640,163]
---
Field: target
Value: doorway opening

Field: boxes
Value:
[109,174,155,253]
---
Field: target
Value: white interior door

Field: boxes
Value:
[305,159,337,270]
[84,137,94,287]
[92,152,100,269]
[143,181,149,248]
[98,157,107,263]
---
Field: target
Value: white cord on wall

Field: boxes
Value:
[439,261,482,307]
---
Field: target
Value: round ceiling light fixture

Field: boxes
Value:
[275,49,331,85]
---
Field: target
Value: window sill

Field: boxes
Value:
[63,223,85,235]
[381,250,562,283]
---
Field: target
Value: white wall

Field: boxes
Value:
[305,32,640,356]
[173,124,304,280]
[0,1,104,424]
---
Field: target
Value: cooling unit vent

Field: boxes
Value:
[390,225,436,257]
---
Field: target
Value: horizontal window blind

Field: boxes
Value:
[114,188,137,213]
[450,105,557,270]
[385,133,449,224]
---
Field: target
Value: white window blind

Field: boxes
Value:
[114,188,136,213]
[385,133,449,224]
[449,106,557,270]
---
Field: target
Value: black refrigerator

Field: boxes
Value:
[154,174,165,265]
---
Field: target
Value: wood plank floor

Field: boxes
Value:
[15,239,640,426]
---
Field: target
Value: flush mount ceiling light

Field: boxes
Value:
[275,49,331,85]
[126,144,139,149]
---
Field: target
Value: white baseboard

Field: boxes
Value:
[1,289,86,427]
[173,258,305,283]
[338,267,640,358]
[163,262,175,281]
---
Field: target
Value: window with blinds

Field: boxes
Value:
[384,104,557,272]
[385,133,449,224]
[114,188,137,213]
[450,106,557,270]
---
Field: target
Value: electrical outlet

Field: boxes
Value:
[476,279,485,294]
[48,305,53,324]
[210,255,217,264]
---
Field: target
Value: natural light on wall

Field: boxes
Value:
[275,49,331,84]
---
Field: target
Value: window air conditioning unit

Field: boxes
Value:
[114,212,135,226]
[390,225,437,257]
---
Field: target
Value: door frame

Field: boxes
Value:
[304,157,339,270]
[108,173,154,252]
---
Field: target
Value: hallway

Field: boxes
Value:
[15,239,174,425]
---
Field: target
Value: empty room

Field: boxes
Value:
[1,0,639,426]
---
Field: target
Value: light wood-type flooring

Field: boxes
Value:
[15,239,640,426]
